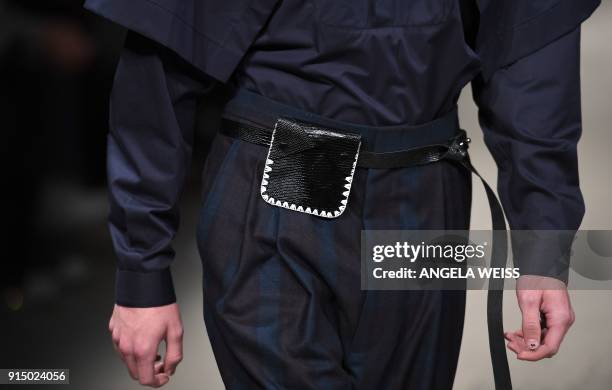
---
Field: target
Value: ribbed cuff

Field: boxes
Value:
[115,268,177,307]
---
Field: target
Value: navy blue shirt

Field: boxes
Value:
[84,0,599,307]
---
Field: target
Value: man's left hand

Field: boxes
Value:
[505,275,575,361]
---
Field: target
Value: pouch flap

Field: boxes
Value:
[261,118,361,218]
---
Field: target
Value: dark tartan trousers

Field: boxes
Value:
[196,120,472,390]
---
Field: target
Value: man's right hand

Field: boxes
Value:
[109,303,184,387]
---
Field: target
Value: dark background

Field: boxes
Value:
[0,1,220,388]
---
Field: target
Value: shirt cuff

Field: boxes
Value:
[115,268,177,307]
[512,232,574,285]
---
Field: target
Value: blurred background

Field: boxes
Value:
[0,1,610,389]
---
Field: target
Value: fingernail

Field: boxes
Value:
[527,339,539,350]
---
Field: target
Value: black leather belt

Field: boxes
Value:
[221,118,474,169]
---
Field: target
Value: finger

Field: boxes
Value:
[504,331,521,343]
[540,323,569,358]
[164,327,183,376]
[135,345,158,387]
[154,354,164,374]
[517,317,570,361]
[111,329,121,353]
[154,360,164,375]
[520,299,542,350]
[507,341,522,355]
[517,344,556,361]
[125,354,139,380]
[117,339,138,380]
[505,332,529,355]
[155,373,170,387]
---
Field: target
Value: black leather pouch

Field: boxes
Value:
[260,117,361,218]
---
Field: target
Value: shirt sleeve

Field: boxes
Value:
[108,32,216,307]
[472,27,585,283]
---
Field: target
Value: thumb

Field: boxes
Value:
[520,296,542,350]
[156,373,170,386]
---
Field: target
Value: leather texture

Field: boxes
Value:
[260,118,362,219]
[221,118,471,169]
